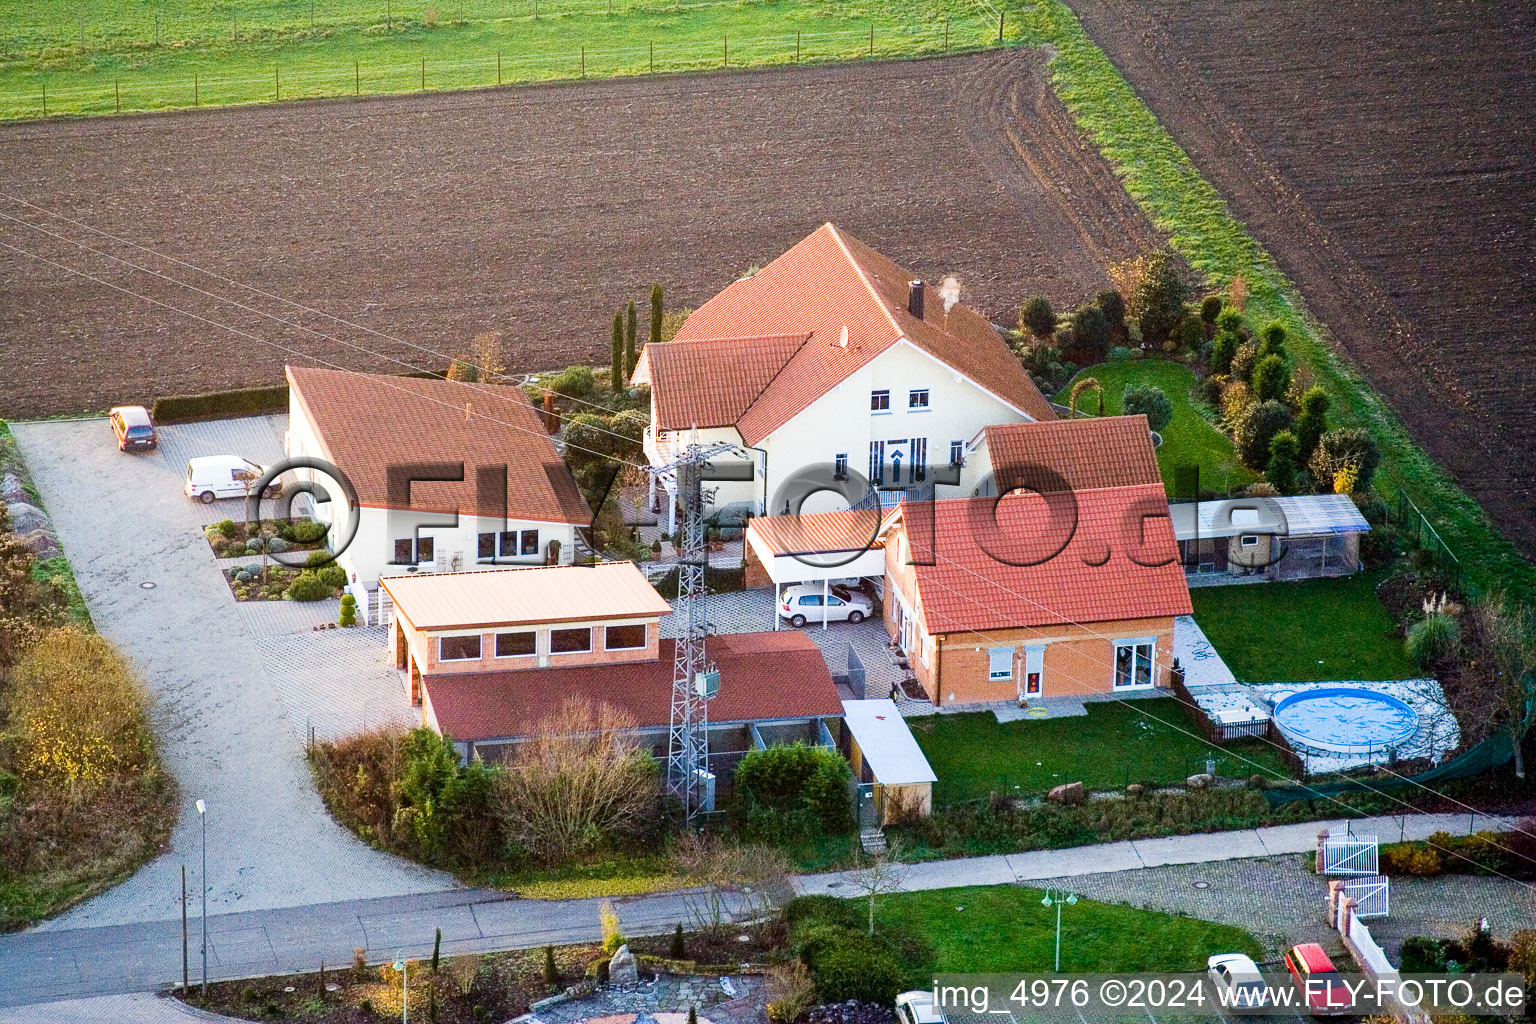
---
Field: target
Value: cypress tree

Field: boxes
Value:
[543,944,558,986]
[650,283,664,350]
[624,298,638,378]
[610,310,624,389]
[670,922,686,959]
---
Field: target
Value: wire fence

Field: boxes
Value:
[6,15,1008,119]
[1393,484,1472,597]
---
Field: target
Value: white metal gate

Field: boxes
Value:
[1342,875,1391,918]
[1322,834,1379,875]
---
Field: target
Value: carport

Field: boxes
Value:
[745,508,893,630]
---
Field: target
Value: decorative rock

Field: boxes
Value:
[1046,781,1085,805]
[21,529,62,561]
[608,944,639,987]
[0,472,27,504]
[1186,773,1213,789]
[1125,783,1145,796]
[5,500,50,536]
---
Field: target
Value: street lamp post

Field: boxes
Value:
[392,957,408,1024]
[1040,889,1078,972]
[197,799,207,999]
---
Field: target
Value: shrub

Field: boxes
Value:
[291,520,328,544]
[599,898,627,954]
[552,364,594,399]
[800,927,903,1005]
[766,960,816,1024]
[7,626,153,787]
[1250,353,1289,403]
[318,564,347,590]
[1122,384,1173,432]
[1173,315,1204,353]
[1400,936,1448,972]
[1068,304,1111,358]
[1019,296,1056,338]
[1229,340,1260,383]
[1117,249,1189,345]
[1108,345,1134,363]
[1199,295,1223,327]
[338,594,357,627]
[1266,430,1301,494]
[608,409,649,462]
[1295,387,1329,459]
[150,384,288,424]
[1093,289,1125,331]
[214,518,239,538]
[783,894,864,933]
[285,572,334,602]
[562,412,613,469]
[736,744,854,834]
[669,923,686,959]
[1259,320,1287,358]
[245,536,266,554]
[1216,308,1246,336]
[267,537,290,554]
[305,549,333,567]
[447,357,480,383]
[1235,400,1294,470]
[1406,613,1461,666]
[1309,427,1382,491]
[1209,331,1239,375]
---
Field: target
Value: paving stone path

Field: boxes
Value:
[527,975,766,1024]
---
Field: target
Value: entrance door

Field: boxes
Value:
[1021,645,1044,697]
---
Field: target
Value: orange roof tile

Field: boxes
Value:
[643,334,808,431]
[287,366,591,524]
[424,632,843,741]
[899,489,1191,635]
[651,224,1054,445]
[981,416,1162,494]
[380,562,672,630]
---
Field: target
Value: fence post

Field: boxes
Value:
[580,45,585,77]
[944,18,949,51]
[193,72,198,105]
[115,77,121,113]
[233,14,238,41]
[998,11,1004,43]
[420,56,425,91]
[650,40,654,72]
[497,51,501,85]
[275,65,280,101]
[41,82,46,116]
[795,28,800,63]
[154,11,160,45]
[723,35,727,68]
[869,23,874,57]
[354,61,359,95]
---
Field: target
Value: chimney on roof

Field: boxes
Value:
[908,279,925,320]
[838,325,849,349]
[464,401,473,423]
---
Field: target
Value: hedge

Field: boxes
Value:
[151,385,289,424]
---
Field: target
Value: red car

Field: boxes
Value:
[109,405,158,452]
[1283,942,1353,1016]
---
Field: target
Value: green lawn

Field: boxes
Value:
[911,700,1294,803]
[1191,571,1417,682]
[879,884,1262,973]
[1053,359,1255,496]
[0,0,1005,120]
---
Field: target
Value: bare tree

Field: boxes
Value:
[493,697,660,862]
[1475,595,1536,777]
[674,833,788,934]
[846,839,910,935]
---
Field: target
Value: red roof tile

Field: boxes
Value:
[981,416,1162,494]
[643,334,809,430]
[652,224,1054,445]
[423,632,844,741]
[899,489,1191,635]
[287,366,591,524]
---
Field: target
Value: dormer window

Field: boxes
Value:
[909,389,930,410]
[871,390,891,413]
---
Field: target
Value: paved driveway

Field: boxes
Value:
[11,416,452,931]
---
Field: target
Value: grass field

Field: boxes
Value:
[1053,358,1255,495]
[880,884,1262,972]
[1191,570,1417,683]
[911,701,1295,803]
[0,0,1008,119]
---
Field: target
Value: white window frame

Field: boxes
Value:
[549,626,592,655]
[908,388,930,410]
[988,646,1015,681]
[1240,534,1259,548]
[1112,636,1157,689]
[833,453,849,481]
[493,630,537,659]
[870,389,891,414]
[949,440,964,467]
[438,634,482,662]
[604,623,647,651]
[1022,644,1045,696]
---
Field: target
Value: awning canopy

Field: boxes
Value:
[841,699,937,786]
[746,508,893,585]
[1168,494,1369,542]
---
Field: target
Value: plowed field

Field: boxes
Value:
[0,49,1159,418]
[1066,0,1536,556]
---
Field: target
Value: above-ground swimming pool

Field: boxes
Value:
[1272,687,1418,754]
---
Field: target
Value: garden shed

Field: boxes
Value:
[1170,493,1369,584]
[840,699,936,823]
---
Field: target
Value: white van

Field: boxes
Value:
[184,455,279,504]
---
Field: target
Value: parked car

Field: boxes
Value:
[108,405,157,451]
[1282,943,1352,1017]
[894,991,944,1024]
[779,582,873,627]
[1207,952,1268,1010]
[184,455,279,504]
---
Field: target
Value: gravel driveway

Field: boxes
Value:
[10,416,452,931]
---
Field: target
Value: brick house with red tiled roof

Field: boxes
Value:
[631,224,1055,530]
[285,366,591,589]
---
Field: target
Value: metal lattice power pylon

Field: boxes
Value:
[648,437,752,820]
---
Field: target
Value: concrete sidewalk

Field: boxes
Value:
[793,810,1518,895]
[0,886,741,1010]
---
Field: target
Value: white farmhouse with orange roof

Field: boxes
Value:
[631,223,1056,529]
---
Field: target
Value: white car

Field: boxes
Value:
[184,455,280,504]
[895,991,944,1024]
[1207,952,1268,1010]
[778,583,873,627]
